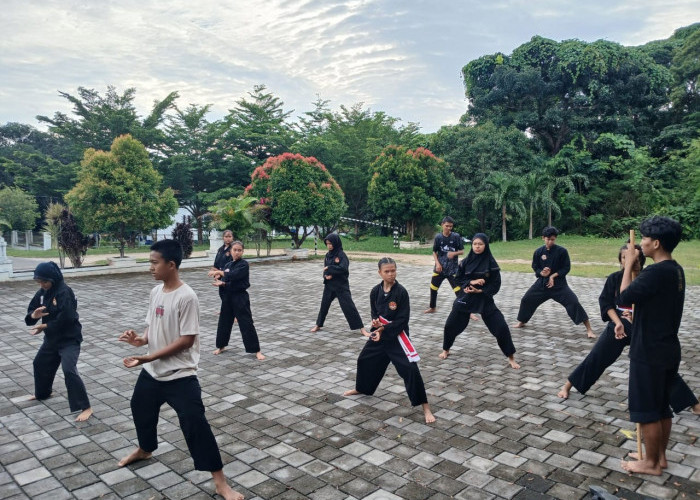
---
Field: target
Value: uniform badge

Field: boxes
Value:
[389,301,397,310]
[156,305,165,317]
[334,257,340,263]
[541,255,547,260]
[52,298,57,306]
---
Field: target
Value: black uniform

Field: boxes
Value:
[429,231,464,308]
[619,260,685,423]
[566,270,696,412]
[442,233,516,357]
[516,243,589,325]
[25,262,90,413]
[353,281,428,406]
[314,234,364,330]
[213,243,233,301]
[215,258,261,353]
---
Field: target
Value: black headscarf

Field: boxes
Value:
[324,233,343,259]
[33,261,64,284]
[461,233,499,275]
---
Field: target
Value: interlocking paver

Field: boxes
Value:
[0,260,698,499]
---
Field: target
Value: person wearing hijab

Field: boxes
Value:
[207,229,234,310]
[439,234,520,369]
[310,233,369,336]
[25,261,93,421]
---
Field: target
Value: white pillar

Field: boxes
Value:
[43,232,52,251]
[0,236,13,280]
[208,229,222,259]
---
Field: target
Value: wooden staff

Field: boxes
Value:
[629,228,643,460]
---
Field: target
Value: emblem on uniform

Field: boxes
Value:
[389,301,397,310]
[156,305,165,317]
[52,298,57,306]
[334,257,340,263]
[541,255,547,260]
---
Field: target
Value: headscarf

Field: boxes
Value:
[461,233,499,275]
[324,233,343,259]
[33,261,64,283]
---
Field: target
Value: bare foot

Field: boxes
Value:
[75,408,93,422]
[118,447,152,467]
[586,329,597,339]
[424,307,436,314]
[28,393,52,401]
[692,403,700,415]
[508,356,520,369]
[512,321,526,329]
[470,313,479,321]
[256,352,266,360]
[423,403,436,424]
[343,389,360,396]
[627,452,667,468]
[439,350,449,360]
[620,458,663,476]
[213,347,226,355]
[213,470,243,500]
[557,382,572,399]
[310,325,321,332]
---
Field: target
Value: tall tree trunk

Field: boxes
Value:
[501,204,507,242]
[548,205,552,226]
[529,202,534,240]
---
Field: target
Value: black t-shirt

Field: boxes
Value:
[432,232,463,275]
[618,260,685,368]
[531,244,570,288]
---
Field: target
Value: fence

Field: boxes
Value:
[3,230,51,251]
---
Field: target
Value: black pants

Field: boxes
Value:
[443,304,516,357]
[315,285,364,330]
[216,292,260,352]
[355,337,428,407]
[568,321,697,413]
[131,370,223,472]
[429,273,460,308]
[33,340,90,412]
[516,282,588,324]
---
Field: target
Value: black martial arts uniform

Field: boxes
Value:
[216,258,261,353]
[353,281,428,406]
[429,231,464,308]
[618,260,685,423]
[213,242,233,302]
[516,242,589,325]
[566,270,697,412]
[442,233,516,358]
[314,233,364,330]
[25,262,90,413]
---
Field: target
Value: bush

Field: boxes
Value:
[172,216,194,258]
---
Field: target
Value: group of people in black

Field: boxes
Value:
[22,214,688,490]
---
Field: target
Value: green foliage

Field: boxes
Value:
[65,134,178,258]
[246,153,346,248]
[56,208,90,268]
[210,195,258,240]
[472,172,525,242]
[368,146,454,240]
[0,186,40,230]
[171,216,194,259]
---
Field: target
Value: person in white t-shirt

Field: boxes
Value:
[117,239,242,500]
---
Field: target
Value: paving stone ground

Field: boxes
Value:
[0,259,698,500]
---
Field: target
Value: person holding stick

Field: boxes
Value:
[618,217,685,476]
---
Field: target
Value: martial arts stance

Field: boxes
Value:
[207,229,234,311]
[425,216,464,314]
[439,234,520,369]
[513,226,596,338]
[310,233,369,336]
[618,216,685,476]
[344,257,436,424]
[118,239,242,500]
[558,243,699,414]
[212,240,265,359]
[25,262,92,421]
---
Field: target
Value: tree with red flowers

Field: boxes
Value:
[245,153,346,248]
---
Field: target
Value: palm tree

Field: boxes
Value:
[473,172,525,242]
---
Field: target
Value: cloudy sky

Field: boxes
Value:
[1,0,698,133]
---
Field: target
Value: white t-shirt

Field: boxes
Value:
[143,283,200,381]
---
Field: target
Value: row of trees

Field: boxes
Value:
[0,23,698,246]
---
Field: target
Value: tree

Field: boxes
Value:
[245,153,346,248]
[56,208,90,268]
[472,172,525,242]
[171,216,194,259]
[65,135,178,258]
[0,186,40,230]
[210,195,258,239]
[368,146,454,241]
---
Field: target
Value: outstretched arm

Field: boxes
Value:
[122,334,195,368]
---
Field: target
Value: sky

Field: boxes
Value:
[1,0,698,133]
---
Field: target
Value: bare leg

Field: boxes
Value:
[310,325,321,332]
[583,320,597,339]
[692,403,700,415]
[512,321,526,328]
[439,350,449,360]
[424,307,436,314]
[470,313,479,321]
[343,389,360,396]
[255,351,266,360]
[213,347,226,355]
[507,355,520,369]
[118,447,152,467]
[557,381,572,399]
[212,469,243,500]
[620,419,668,475]
[75,408,93,422]
[422,403,436,424]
